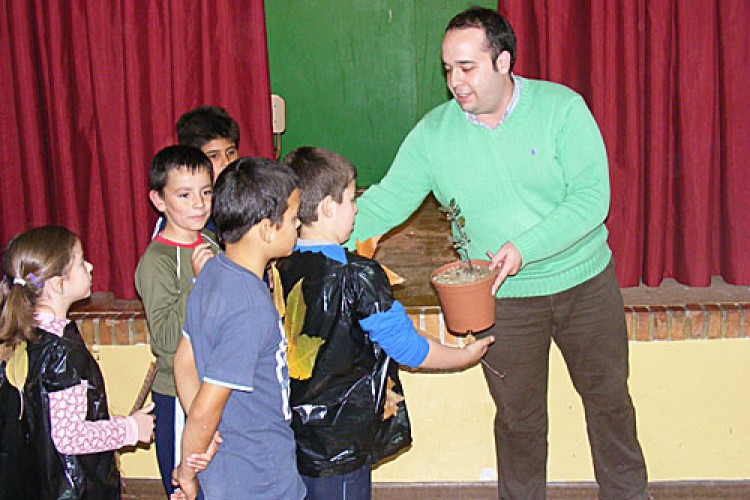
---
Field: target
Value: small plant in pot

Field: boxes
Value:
[431,199,498,335]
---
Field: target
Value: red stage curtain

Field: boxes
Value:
[0,0,273,298]
[498,0,750,286]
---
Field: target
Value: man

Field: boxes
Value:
[347,7,648,500]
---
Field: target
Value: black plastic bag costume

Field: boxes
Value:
[0,358,33,499]
[276,248,412,477]
[15,322,121,499]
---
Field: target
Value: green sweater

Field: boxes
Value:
[135,231,219,396]
[350,77,612,298]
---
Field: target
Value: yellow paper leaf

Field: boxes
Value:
[5,341,28,391]
[270,263,285,318]
[383,377,404,420]
[283,279,324,380]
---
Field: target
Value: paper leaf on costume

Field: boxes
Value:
[6,341,28,416]
[271,263,285,318]
[356,237,405,286]
[383,377,405,420]
[355,237,381,258]
[283,279,324,380]
[382,265,405,286]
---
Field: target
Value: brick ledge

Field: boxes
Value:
[69,293,749,347]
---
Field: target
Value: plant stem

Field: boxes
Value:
[457,224,474,272]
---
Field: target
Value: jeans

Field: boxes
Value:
[302,464,371,500]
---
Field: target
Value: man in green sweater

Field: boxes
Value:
[347,7,648,500]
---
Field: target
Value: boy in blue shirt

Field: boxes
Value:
[172,158,306,500]
[277,147,494,500]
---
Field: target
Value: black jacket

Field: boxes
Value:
[0,358,33,499]
[277,248,411,477]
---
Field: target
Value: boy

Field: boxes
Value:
[153,106,240,238]
[135,145,220,496]
[171,158,306,500]
[176,105,240,179]
[276,146,494,499]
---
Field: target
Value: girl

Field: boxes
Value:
[0,226,155,499]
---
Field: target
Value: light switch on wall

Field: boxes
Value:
[272,94,286,134]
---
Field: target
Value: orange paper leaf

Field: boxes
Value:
[356,237,405,286]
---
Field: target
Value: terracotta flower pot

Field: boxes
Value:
[430,259,498,334]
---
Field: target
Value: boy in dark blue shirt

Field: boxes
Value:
[172,158,306,500]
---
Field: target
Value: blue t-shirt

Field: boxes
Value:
[184,253,305,500]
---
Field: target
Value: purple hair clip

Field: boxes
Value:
[26,273,42,287]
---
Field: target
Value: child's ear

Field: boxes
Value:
[149,190,166,212]
[258,219,275,244]
[45,276,64,296]
[319,195,335,219]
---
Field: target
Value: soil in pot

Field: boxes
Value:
[432,263,493,285]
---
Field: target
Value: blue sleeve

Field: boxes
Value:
[359,301,429,368]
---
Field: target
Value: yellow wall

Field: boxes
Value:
[99,339,750,482]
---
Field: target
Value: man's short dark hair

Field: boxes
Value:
[447,6,516,71]
[176,105,240,149]
[282,147,357,225]
[149,145,213,193]
[212,157,299,244]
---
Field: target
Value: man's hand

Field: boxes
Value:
[191,242,215,277]
[487,242,522,295]
[171,462,199,500]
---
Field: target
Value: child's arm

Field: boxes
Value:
[172,383,231,500]
[173,335,223,472]
[135,251,188,376]
[174,336,200,412]
[419,336,494,370]
[361,303,494,370]
[48,382,154,454]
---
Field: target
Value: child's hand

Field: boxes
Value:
[191,242,215,277]
[172,462,199,500]
[132,402,156,443]
[462,335,495,366]
[170,487,187,500]
[185,431,223,472]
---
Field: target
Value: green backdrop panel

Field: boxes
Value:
[266,0,496,186]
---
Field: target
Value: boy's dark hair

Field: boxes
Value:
[447,6,517,71]
[149,145,213,194]
[282,147,356,225]
[176,105,240,149]
[213,157,299,245]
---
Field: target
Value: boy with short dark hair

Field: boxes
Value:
[135,145,219,496]
[176,105,240,179]
[276,146,494,499]
[172,158,306,500]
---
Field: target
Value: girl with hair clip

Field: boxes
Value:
[0,226,155,499]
